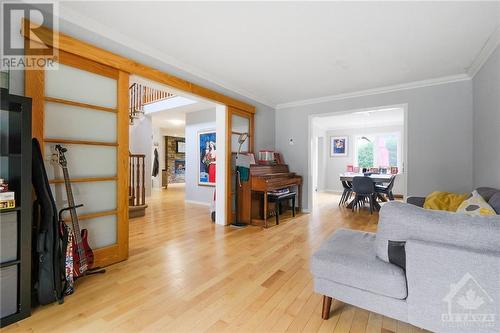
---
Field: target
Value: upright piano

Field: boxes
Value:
[237,164,302,226]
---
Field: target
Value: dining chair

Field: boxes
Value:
[339,181,353,206]
[351,176,377,214]
[375,175,397,201]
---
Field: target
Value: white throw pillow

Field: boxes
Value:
[456,190,496,216]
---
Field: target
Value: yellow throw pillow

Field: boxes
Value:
[423,191,469,212]
[456,190,496,216]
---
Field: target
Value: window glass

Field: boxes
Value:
[356,137,374,168]
[355,133,400,169]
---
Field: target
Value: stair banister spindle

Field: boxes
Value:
[141,156,145,206]
[136,155,140,206]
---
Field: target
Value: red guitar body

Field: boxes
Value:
[72,228,94,277]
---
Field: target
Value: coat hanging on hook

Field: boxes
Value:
[152,148,159,177]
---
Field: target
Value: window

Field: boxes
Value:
[354,133,401,169]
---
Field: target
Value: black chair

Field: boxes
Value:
[375,175,397,201]
[351,176,378,214]
[339,181,353,206]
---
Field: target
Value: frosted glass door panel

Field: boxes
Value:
[44,102,117,142]
[44,144,116,179]
[45,63,117,108]
[231,115,250,153]
[79,215,117,249]
[232,114,249,133]
[50,181,117,215]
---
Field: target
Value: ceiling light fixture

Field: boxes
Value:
[167,119,185,126]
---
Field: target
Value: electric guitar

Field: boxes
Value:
[55,145,94,277]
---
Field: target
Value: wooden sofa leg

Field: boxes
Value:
[321,295,332,320]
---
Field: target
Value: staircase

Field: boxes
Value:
[129,82,175,124]
[129,153,148,218]
[128,82,174,216]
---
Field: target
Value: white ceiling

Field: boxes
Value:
[149,100,214,135]
[130,75,215,134]
[60,1,500,107]
[313,107,404,131]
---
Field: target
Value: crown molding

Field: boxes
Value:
[53,5,275,108]
[467,26,500,78]
[275,74,471,109]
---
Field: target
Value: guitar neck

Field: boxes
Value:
[62,167,83,245]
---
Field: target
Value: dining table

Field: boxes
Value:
[339,172,396,209]
[339,172,394,183]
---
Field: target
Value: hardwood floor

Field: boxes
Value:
[3,185,429,333]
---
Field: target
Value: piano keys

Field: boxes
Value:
[237,164,302,227]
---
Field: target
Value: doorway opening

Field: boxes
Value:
[310,105,408,208]
[128,75,224,224]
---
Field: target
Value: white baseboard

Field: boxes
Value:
[184,200,211,207]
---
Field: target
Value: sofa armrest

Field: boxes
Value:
[405,239,500,333]
[406,196,425,207]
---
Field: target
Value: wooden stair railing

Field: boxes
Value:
[129,152,147,217]
[129,83,175,124]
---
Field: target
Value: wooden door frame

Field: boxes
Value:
[23,19,256,263]
[226,107,255,224]
[25,50,129,267]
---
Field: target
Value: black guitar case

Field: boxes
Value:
[31,138,66,305]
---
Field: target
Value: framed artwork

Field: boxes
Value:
[330,136,348,157]
[176,140,185,153]
[198,130,216,186]
[174,160,185,175]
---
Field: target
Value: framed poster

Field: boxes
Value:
[330,136,348,157]
[176,140,186,153]
[174,160,185,175]
[198,130,216,186]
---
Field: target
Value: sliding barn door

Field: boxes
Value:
[26,51,129,267]
[227,107,254,224]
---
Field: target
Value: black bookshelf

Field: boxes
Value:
[0,88,32,327]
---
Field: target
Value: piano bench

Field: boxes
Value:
[267,192,296,227]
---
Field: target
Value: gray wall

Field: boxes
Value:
[185,108,217,205]
[472,45,500,189]
[276,80,474,211]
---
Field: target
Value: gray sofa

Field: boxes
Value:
[311,194,500,333]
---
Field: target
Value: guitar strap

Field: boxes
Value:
[62,224,74,295]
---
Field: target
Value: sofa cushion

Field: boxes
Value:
[311,229,407,299]
[488,192,500,214]
[376,201,500,263]
[456,190,496,216]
